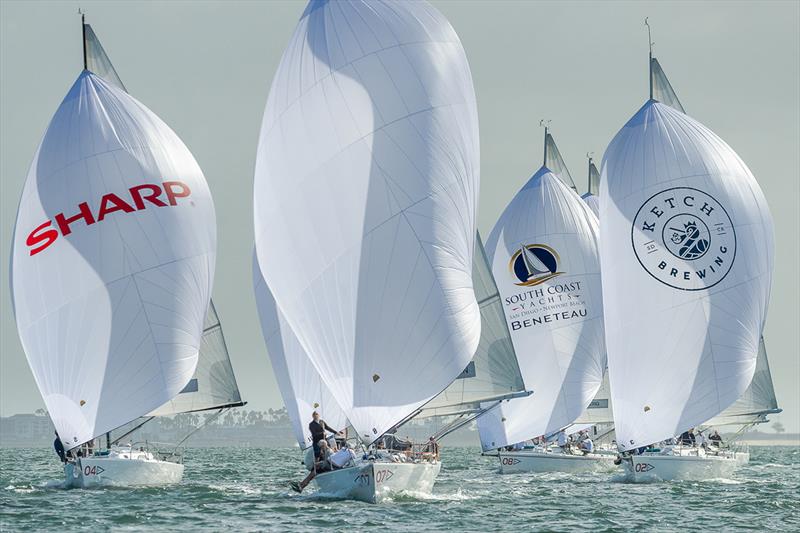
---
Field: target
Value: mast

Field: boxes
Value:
[587,154,593,194]
[645,17,653,100]
[81,12,87,70]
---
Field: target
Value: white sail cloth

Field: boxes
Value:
[477,168,605,450]
[253,254,348,449]
[253,0,480,443]
[148,301,242,416]
[702,336,780,427]
[581,160,601,218]
[416,233,526,418]
[600,100,774,452]
[83,21,241,419]
[11,72,215,449]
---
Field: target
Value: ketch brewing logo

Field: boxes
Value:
[508,244,563,286]
[631,187,736,291]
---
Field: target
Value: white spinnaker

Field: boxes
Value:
[702,336,780,427]
[253,254,348,449]
[82,24,241,419]
[581,160,600,218]
[11,72,215,449]
[477,168,605,450]
[600,100,774,452]
[253,0,480,443]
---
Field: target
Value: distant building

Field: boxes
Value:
[0,414,54,446]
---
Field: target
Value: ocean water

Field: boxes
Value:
[1,446,797,531]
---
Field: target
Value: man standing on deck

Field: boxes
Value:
[308,411,341,460]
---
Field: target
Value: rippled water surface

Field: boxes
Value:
[1,446,798,531]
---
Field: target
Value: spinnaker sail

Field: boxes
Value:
[253,254,349,448]
[253,0,481,444]
[477,134,605,451]
[600,50,774,450]
[82,18,242,419]
[11,70,216,450]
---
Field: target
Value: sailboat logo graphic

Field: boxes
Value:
[509,244,563,286]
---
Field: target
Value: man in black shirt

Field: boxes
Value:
[309,411,340,460]
[53,431,67,463]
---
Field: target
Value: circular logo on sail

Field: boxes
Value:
[508,244,562,286]
[631,187,736,291]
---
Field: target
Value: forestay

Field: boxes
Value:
[253,254,349,449]
[477,160,605,451]
[253,0,481,444]
[415,233,526,419]
[600,99,774,452]
[11,71,216,449]
[83,20,242,419]
[702,337,780,427]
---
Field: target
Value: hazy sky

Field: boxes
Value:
[1,1,798,431]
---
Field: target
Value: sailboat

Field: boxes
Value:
[10,15,239,488]
[600,22,775,482]
[477,128,611,473]
[252,0,526,502]
[255,232,525,502]
[580,156,600,218]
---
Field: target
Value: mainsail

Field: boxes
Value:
[544,129,577,191]
[10,70,216,450]
[83,22,126,91]
[580,158,601,218]
[651,57,685,113]
[148,301,243,416]
[600,65,774,451]
[253,254,349,449]
[253,0,481,444]
[82,18,242,419]
[477,136,605,451]
[702,337,780,427]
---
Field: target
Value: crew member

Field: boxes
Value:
[308,411,340,460]
[291,440,333,493]
[53,431,67,463]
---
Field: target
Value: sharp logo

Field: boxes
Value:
[26,180,193,256]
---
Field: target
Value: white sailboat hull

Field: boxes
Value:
[64,449,184,488]
[623,451,738,482]
[313,461,441,503]
[496,450,617,474]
